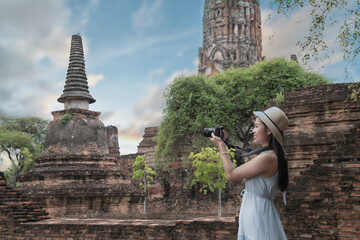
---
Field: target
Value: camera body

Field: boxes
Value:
[204,125,225,139]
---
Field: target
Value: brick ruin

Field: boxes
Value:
[1,78,358,239]
[0,33,359,240]
[276,83,360,239]
[198,0,262,76]
[137,83,360,239]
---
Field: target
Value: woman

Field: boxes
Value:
[210,107,289,240]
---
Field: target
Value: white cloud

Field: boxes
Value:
[165,68,197,85]
[193,58,199,70]
[88,74,105,87]
[177,51,183,57]
[118,137,142,155]
[140,68,165,85]
[132,0,164,34]
[98,67,198,154]
[0,1,74,69]
[76,0,100,29]
[100,111,122,125]
[118,84,164,140]
[100,27,198,61]
[261,7,313,60]
[261,6,347,75]
[0,0,94,119]
[35,93,63,119]
[115,66,198,152]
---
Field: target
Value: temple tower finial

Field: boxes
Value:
[58,34,95,109]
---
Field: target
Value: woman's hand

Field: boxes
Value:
[210,132,227,151]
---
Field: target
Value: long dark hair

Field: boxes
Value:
[268,134,288,191]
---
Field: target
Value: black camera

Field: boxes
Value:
[204,125,225,138]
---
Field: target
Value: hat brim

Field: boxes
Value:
[253,111,283,144]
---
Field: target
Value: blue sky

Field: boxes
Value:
[0,0,359,159]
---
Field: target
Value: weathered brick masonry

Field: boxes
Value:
[1,82,358,239]
[0,216,239,240]
[0,172,49,239]
[275,83,360,239]
[199,0,263,76]
[0,83,359,239]
[136,83,360,239]
[1,167,238,239]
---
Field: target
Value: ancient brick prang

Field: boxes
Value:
[199,0,262,76]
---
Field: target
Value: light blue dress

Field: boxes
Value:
[237,170,287,240]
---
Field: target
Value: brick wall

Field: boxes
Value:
[273,83,360,239]
[278,149,360,239]
[4,217,238,240]
[280,83,359,178]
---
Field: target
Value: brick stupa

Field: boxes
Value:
[19,34,135,218]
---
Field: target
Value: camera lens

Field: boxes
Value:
[203,128,214,137]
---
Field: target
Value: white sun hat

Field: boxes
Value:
[253,107,289,145]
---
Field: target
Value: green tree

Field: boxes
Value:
[0,114,48,187]
[155,75,224,171]
[132,155,156,214]
[155,58,328,171]
[210,58,328,145]
[190,147,234,217]
[268,0,359,65]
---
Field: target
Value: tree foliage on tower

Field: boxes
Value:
[268,0,360,102]
[154,58,328,171]
[268,0,359,65]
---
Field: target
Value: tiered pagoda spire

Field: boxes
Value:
[58,34,95,109]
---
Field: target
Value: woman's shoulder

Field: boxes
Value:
[255,149,277,164]
[238,149,277,179]
[256,150,278,178]
[244,149,276,163]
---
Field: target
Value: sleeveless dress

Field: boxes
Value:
[237,168,287,239]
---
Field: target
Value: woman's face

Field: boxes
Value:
[252,117,271,146]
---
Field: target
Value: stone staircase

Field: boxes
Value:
[0,173,49,223]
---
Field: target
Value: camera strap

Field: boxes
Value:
[223,138,252,152]
[242,146,272,157]
[223,138,272,155]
